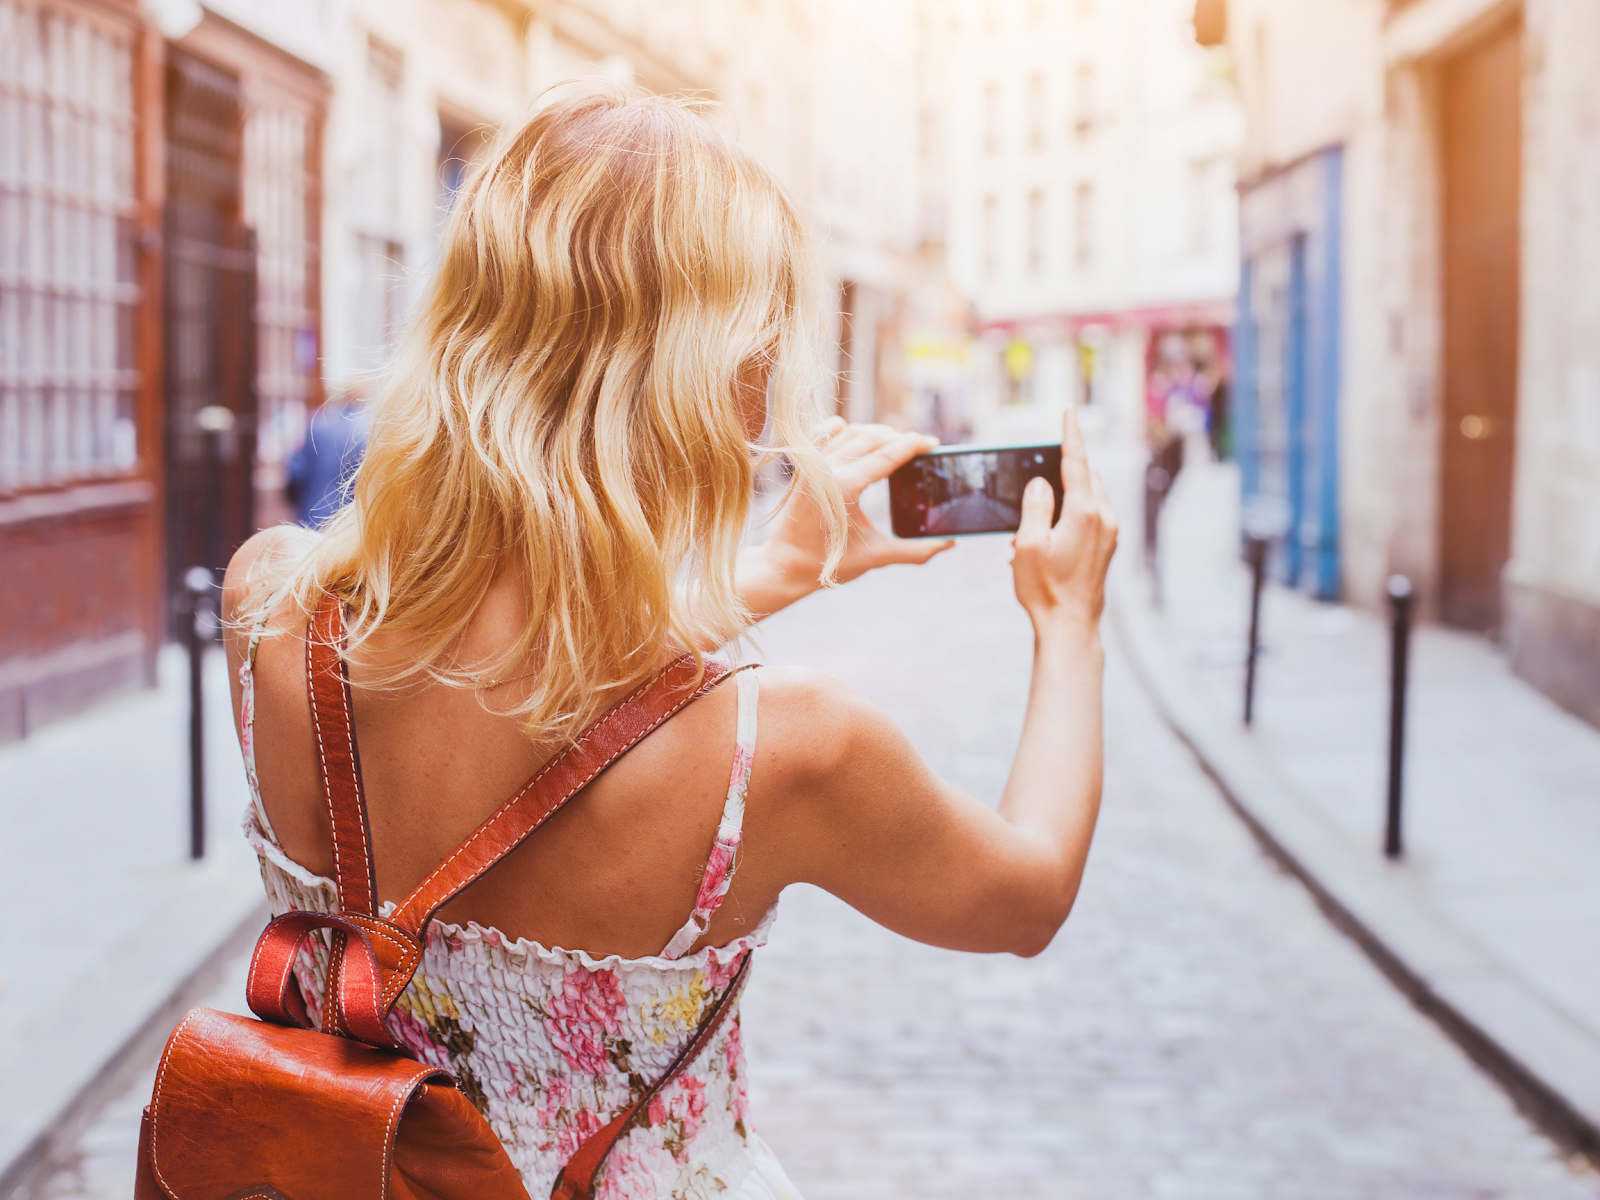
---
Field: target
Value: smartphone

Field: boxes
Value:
[889,442,1064,538]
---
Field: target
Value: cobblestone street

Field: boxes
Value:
[27,532,1600,1200]
[741,531,1598,1199]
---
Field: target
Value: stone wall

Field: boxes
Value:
[1505,0,1600,726]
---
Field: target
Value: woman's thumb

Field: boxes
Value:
[1016,476,1054,545]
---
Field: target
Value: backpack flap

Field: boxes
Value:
[143,1007,447,1199]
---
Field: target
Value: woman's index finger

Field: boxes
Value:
[1058,405,1093,498]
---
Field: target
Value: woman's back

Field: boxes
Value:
[233,570,804,1198]
[236,560,779,959]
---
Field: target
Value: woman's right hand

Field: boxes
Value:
[1012,406,1119,639]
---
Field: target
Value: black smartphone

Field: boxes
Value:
[889,442,1064,538]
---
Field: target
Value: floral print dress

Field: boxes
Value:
[238,623,802,1200]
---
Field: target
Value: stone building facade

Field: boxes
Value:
[929,0,1243,446]
[1210,0,1600,727]
[0,0,921,740]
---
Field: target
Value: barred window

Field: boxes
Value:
[350,36,406,377]
[0,0,140,494]
[246,105,320,495]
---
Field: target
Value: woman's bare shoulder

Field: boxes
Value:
[221,525,317,627]
[748,664,913,796]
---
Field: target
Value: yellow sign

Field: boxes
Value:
[1004,339,1033,382]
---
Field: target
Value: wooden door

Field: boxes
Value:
[163,49,258,625]
[1440,23,1522,630]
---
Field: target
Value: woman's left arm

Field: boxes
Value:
[738,419,956,621]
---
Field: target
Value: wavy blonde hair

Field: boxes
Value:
[254,83,844,741]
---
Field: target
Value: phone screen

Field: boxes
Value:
[889,442,1064,538]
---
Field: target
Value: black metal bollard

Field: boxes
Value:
[1143,465,1171,606]
[1384,575,1414,859]
[184,566,215,860]
[1243,535,1268,726]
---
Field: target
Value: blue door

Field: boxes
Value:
[1235,147,1342,600]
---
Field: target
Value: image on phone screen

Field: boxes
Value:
[888,443,1064,538]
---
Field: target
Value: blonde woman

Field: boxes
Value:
[223,86,1116,1200]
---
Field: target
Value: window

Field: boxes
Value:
[983,82,1000,157]
[1027,188,1045,275]
[1028,74,1047,152]
[0,2,140,492]
[1074,182,1095,270]
[982,194,999,277]
[353,235,405,370]
[1189,159,1212,256]
[245,105,320,503]
[1074,63,1095,137]
[351,37,407,375]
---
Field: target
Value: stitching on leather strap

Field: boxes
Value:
[393,660,751,934]
[250,925,301,1025]
[332,608,376,913]
[307,611,351,916]
[310,597,378,919]
[148,1007,205,1197]
[382,1067,436,1199]
[347,919,422,1012]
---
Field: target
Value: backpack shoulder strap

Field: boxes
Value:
[307,592,379,918]
[386,654,753,938]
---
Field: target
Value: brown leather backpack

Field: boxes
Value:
[135,594,752,1200]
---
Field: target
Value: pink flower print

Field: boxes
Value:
[694,836,739,912]
[387,1008,452,1070]
[237,665,254,757]
[595,1140,677,1200]
[648,1073,708,1154]
[533,1074,572,1129]
[548,1023,609,1078]
[556,1106,605,1161]
[728,741,753,793]
[705,949,743,991]
[545,967,627,1075]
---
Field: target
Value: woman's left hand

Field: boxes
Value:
[738,418,956,621]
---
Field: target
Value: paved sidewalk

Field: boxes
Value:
[1109,450,1600,1159]
[0,644,267,1195]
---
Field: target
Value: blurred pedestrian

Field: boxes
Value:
[284,387,368,528]
[218,84,1116,1199]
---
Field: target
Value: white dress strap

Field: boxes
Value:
[238,599,277,841]
[660,667,758,960]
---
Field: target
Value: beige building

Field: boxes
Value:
[928,0,1243,445]
[310,0,920,427]
[1209,0,1600,727]
[0,0,920,736]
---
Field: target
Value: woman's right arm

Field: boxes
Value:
[757,407,1118,957]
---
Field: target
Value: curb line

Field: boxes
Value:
[1108,577,1600,1168]
[0,900,269,1199]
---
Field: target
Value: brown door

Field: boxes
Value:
[1440,23,1522,630]
[163,49,258,627]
